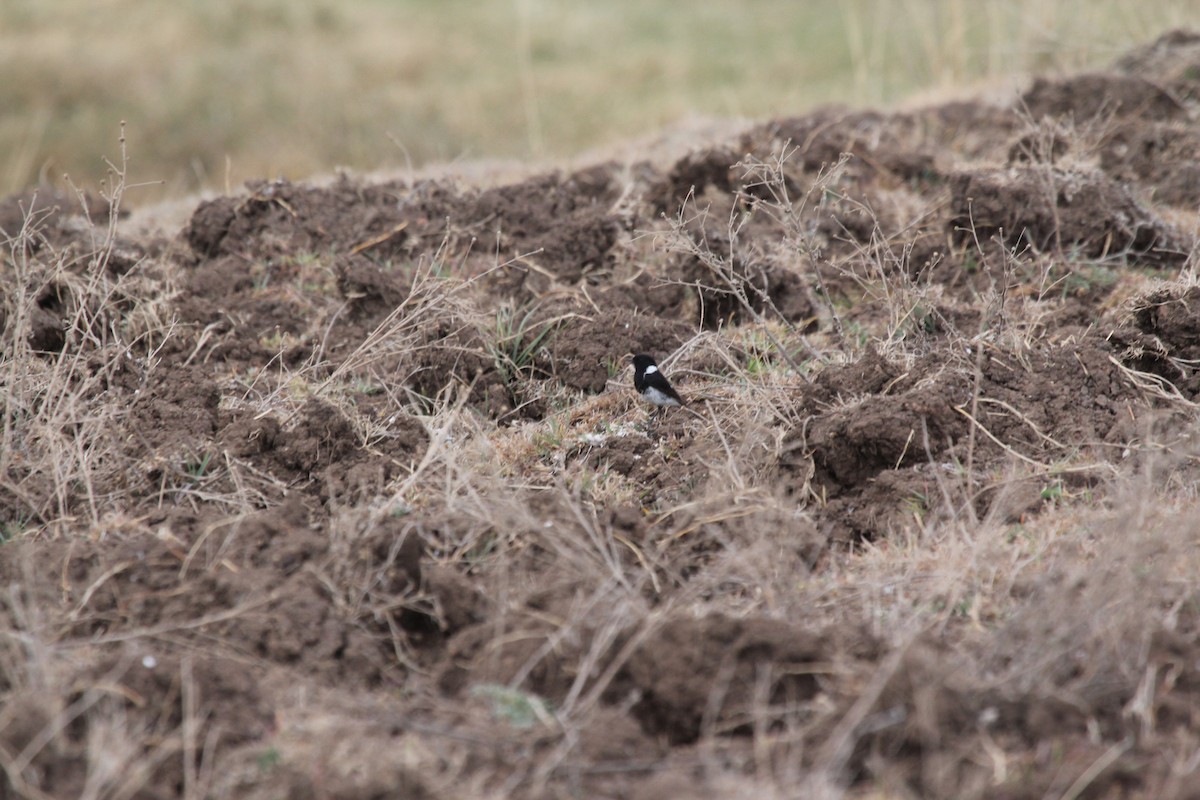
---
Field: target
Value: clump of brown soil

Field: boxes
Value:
[947,166,1186,265]
[621,614,835,743]
[1110,282,1200,398]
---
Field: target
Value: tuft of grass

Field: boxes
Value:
[183,451,215,481]
[491,302,557,385]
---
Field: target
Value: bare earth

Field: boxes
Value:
[4,30,1200,800]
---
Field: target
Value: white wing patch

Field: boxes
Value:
[644,364,658,374]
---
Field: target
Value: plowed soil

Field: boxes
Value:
[4,31,1200,799]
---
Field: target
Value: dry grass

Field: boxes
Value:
[1,143,175,535]
[4,216,1200,798]
[1,0,1195,201]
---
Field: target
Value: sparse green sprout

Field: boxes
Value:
[1,512,33,544]
[351,378,382,396]
[1040,480,1065,502]
[1005,525,1034,545]
[290,251,322,268]
[259,330,287,350]
[1055,263,1119,298]
[573,467,613,496]
[844,321,869,349]
[911,166,941,187]
[533,418,565,457]
[465,534,498,566]
[901,491,928,520]
[251,262,272,290]
[185,451,215,480]
[906,304,938,335]
[256,747,281,772]
[470,683,553,729]
[492,303,557,385]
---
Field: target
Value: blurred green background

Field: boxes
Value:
[1,0,1192,202]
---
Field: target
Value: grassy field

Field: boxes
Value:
[0,0,1194,202]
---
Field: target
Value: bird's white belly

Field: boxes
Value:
[643,387,681,407]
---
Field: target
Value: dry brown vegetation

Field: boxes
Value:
[4,29,1200,800]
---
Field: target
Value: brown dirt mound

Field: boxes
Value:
[621,615,836,744]
[1099,121,1200,208]
[184,168,622,292]
[1110,282,1200,398]
[779,333,1145,541]
[948,166,1186,265]
[1021,72,1189,123]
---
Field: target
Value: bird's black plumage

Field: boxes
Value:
[632,354,684,407]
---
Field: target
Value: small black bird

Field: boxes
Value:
[632,354,685,409]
